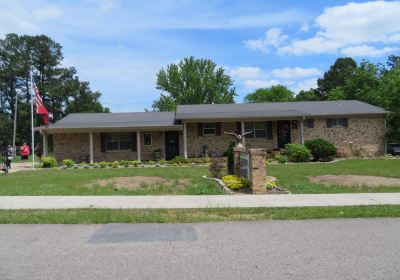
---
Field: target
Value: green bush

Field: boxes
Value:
[170,156,189,165]
[284,144,311,162]
[99,161,108,168]
[275,154,288,164]
[226,141,235,174]
[222,175,249,190]
[62,159,75,168]
[304,138,337,161]
[41,156,57,168]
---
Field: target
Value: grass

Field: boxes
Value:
[1,205,400,223]
[268,158,400,193]
[0,158,399,195]
[0,167,224,195]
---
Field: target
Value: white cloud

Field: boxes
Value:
[271,67,322,79]
[290,78,318,93]
[244,79,280,89]
[340,45,399,57]
[32,6,61,21]
[230,67,265,79]
[87,0,120,12]
[249,1,400,57]
[244,28,288,52]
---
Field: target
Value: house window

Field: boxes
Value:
[332,118,343,128]
[244,121,268,138]
[303,119,314,128]
[143,133,152,146]
[105,133,132,151]
[203,123,216,135]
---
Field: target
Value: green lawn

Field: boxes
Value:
[0,159,399,195]
[1,205,400,223]
[0,167,224,195]
[268,159,400,193]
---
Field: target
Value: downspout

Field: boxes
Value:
[300,116,305,145]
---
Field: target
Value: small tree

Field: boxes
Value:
[226,141,235,174]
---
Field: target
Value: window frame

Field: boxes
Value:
[203,123,216,135]
[143,133,152,146]
[244,121,268,139]
[105,132,132,151]
[332,118,344,128]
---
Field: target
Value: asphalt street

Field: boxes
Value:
[1,218,400,280]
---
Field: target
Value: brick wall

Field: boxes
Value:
[54,131,167,162]
[302,116,385,155]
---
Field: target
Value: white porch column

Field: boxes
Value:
[183,122,188,159]
[300,118,304,145]
[136,131,141,162]
[42,132,48,157]
[241,121,245,146]
[89,132,94,163]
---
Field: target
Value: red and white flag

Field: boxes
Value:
[33,81,49,126]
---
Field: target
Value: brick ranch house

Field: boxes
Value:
[35,100,389,163]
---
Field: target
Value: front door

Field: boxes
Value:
[277,121,291,149]
[165,131,180,160]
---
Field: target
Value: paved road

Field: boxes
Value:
[1,219,400,280]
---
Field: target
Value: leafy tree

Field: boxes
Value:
[151,56,236,111]
[295,89,322,101]
[317,57,357,98]
[244,85,294,103]
[0,33,108,144]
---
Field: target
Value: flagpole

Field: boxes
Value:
[12,94,18,157]
[30,70,35,170]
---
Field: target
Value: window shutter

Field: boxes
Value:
[100,133,106,152]
[326,119,333,128]
[236,122,241,134]
[342,118,348,127]
[266,121,273,140]
[216,122,222,136]
[131,132,137,152]
[197,123,203,136]
[308,119,314,128]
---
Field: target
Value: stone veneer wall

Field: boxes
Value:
[303,116,385,155]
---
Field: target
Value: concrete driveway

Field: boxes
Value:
[1,218,399,280]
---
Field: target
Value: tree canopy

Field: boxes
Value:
[0,33,109,144]
[151,56,236,111]
[244,85,294,103]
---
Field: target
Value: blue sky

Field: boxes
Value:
[1,0,399,111]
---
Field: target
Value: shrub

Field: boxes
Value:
[159,159,167,165]
[209,158,224,178]
[41,156,57,168]
[62,159,75,168]
[111,161,119,168]
[170,156,189,165]
[226,141,235,175]
[275,154,288,164]
[130,160,139,167]
[284,144,311,162]
[99,161,108,168]
[304,138,337,161]
[222,175,249,190]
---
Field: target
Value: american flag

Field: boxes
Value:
[33,81,49,126]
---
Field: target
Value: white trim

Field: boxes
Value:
[89,132,94,163]
[183,122,188,159]
[300,117,304,145]
[136,131,141,162]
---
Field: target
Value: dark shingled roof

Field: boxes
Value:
[45,111,179,129]
[175,100,388,120]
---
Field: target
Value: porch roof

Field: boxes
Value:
[175,100,389,121]
[35,111,182,132]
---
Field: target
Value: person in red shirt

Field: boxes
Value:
[20,143,30,168]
